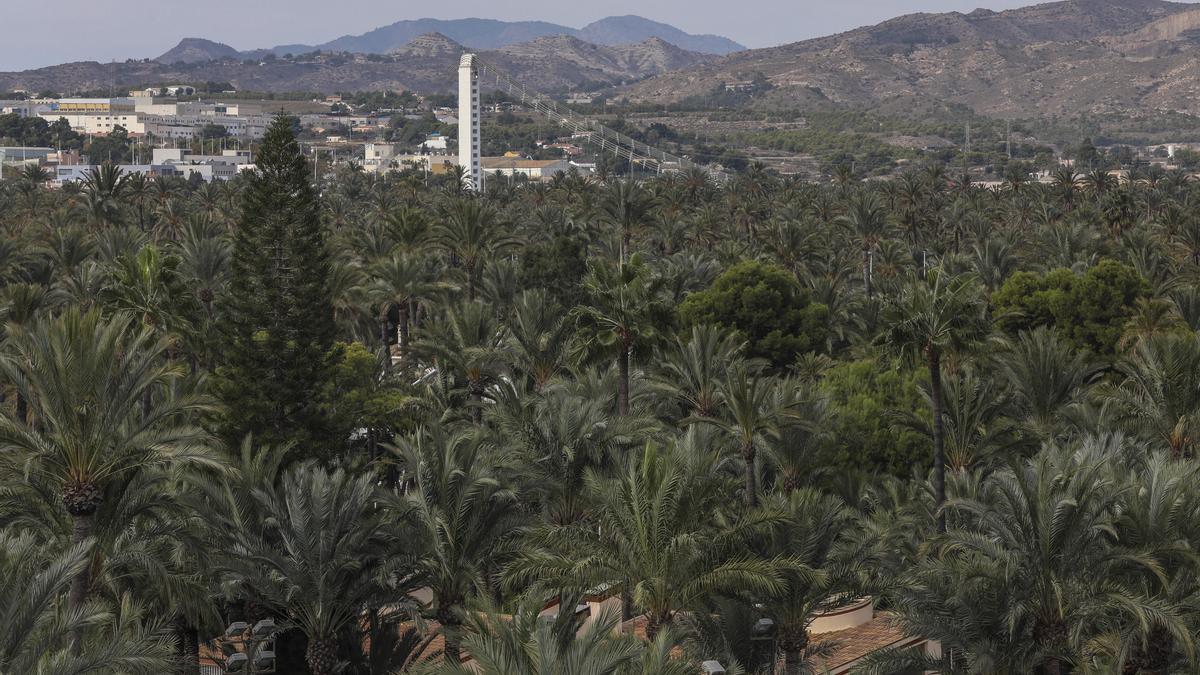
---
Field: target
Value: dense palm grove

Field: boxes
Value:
[3,115,1200,675]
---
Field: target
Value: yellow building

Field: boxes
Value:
[55,98,136,114]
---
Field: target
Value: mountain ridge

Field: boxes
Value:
[152,15,744,63]
[3,34,714,95]
[623,0,1200,117]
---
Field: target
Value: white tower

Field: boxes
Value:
[458,54,483,192]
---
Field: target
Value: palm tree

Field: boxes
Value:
[18,164,51,211]
[227,464,396,675]
[995,327,1099,442]
[101,245,197,356]
[435,199,518,301]
[880,270,988,531]
[1110,453,1200,674]
[1100,332,1200,459]
[418,301,509,424]
[708,362,786,508]
[433,600,644,675]
[871,441,1194,674]
[0,530,178,674]
[79,163,129,228]
[367,251,441,369]
[0,308,216,650]
[0,281,53,422]
[837,192,891,298]
[600,180,655,265]
[507,289,573,391]
[391,425,523,663]
[761,489,857,675]
[649,324,744,420]
[124,172,153,231]
[574,258,667,416]
[511,444,791,641]
[177,223,231,325]
[493,379,651,526]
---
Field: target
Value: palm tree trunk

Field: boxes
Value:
[174,616,200,674]
[470,379,483,425]
[617,344,630,416]
[397,303,410,362]
[863,247,873,298]
[929,350,947,533]
[645,613,664,642]
[16,392,27,426]
[68,512,94,655]
[743,441,758,508]
[779,624,809,675]
[379,316,391,375]
[441,616,463,664]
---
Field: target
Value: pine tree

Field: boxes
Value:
[215,114,338,456]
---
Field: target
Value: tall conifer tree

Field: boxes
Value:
[216,114,337,455]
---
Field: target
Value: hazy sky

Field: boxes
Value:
[0,0,1178,70]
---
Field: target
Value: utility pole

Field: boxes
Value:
[1006,120,1012,159]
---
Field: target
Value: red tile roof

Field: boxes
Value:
[812,611,925,674]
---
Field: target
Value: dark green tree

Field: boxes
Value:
[679,260,829,369]
[993,259,1150,358]
[215,114,338,456]
[85,124,132,164]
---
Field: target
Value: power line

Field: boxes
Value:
[467,56,730,182]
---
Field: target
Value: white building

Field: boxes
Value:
[39,110,146,135]
[152,148,253,166]
[142,113,269,140]
[135,85,197,98]
[54,164,178,184]
[364,142,400,163]
[481,157,570,181]
[420,133,448,151]
[0,147,55,167]
[0,100,49,117]
[458,54,482,190]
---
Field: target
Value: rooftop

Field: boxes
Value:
[481,157,567,169]
[811,611,923,674]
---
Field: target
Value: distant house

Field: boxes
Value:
[480,157,570,181]
[420,133,448,151]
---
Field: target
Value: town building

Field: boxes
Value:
[53,149,253,185]
[40,110,146,135]
[480,157,571,181]
[420,132,448,151]
[54,98,137,114]
[0,147,56,167]
[142,113,269,140]
[54,164,177,184]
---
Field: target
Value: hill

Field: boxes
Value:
[156,38,243,65]
[624,0,1200,117]
[577,16,745,54]
[151,15,744,62]
[8,35,713,95]
[289,18,574,55]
